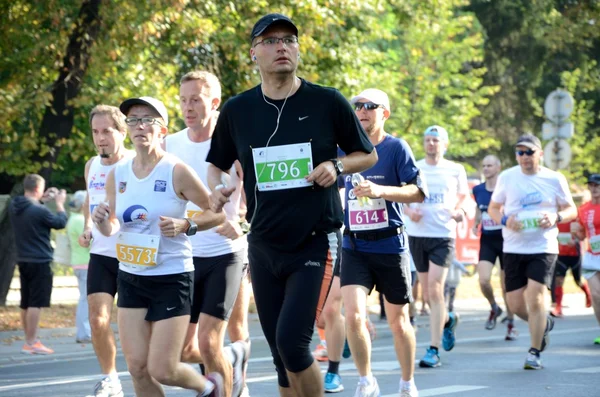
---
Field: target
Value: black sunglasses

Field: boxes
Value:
[354,102,382,111]
[516,149,536,156]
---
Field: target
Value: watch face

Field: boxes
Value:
[337,160,344,173]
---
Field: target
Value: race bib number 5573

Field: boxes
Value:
[116,232,159,269]
[253,143,313,192]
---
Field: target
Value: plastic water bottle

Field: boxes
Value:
[351,173,371,206]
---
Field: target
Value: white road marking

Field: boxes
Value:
[562,366,600,373]
[382,385,488,397]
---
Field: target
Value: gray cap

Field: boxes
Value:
[69,190,87,210]
[119,96,169,126]
[515,134,542,150]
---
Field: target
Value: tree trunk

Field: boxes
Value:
[35,0,102,183]
[0,184,23,306]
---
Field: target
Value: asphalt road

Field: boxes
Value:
[1,296,598,397]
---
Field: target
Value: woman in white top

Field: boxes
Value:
[92,97,229,397]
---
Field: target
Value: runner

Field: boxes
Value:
[340,88,423,397]
[488,134,577,369]
[92,96,230,396]
[404,125,468,368]
[571,173,600,345]
[550,217,592,317]
[79,105,132,396]
[472,155,517,340]
[206,13,377,396]
[165,70,248,397]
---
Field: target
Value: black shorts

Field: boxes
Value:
[555,255,581,278]
[117,270,193,322]
[503,253,557,292]
[18,262,53,309]
[190,250,246,323]
[341,249,413,305]
[479,234,504,269]
[408,236,455,273]
[87,254,119,296]
[248,231,338,387]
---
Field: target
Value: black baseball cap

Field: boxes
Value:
[587,174,600,184]
[515,134,542,150]
[250,13,298,42]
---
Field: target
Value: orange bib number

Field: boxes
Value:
[116,232,159,269]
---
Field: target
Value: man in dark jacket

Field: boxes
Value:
[9,174,67,355]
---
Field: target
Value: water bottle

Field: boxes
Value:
[351,173,371,206]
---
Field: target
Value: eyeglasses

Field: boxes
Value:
[516,149,536,156]
[253,36,298,47]
[354,102,382,111]
[125,117,163,127]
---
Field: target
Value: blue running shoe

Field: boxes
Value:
[442,312,459,351]
[342,339,351,359]
[418,347,441,368]
[324,372,344,393]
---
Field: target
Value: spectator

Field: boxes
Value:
[9,174,67,355]
[67,190,91,343]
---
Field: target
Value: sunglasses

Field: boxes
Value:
[516,149,536,156]
[354,102,382,111]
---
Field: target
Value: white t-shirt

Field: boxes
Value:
[165,128,247,257]
[404,158,469,238]
[491,166,574,254]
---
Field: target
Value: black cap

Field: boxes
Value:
[251,13,298,42]
[587,174,600,184]
[515,134,542,150]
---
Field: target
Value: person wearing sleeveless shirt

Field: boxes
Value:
[572,173,600,345]
[92,97,229,397]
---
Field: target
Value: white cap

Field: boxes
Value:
[350,89,390,112]
[119,96,169,126]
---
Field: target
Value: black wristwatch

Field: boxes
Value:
[555,213,563,225]
[329,158,344,176]
[185,218,198,236]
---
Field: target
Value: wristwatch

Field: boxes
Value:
[329,158,344,176]
[555,213,563,225]
[185,218,198,236]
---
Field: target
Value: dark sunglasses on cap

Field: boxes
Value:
[354,102,382,111]
[516,149,536,156]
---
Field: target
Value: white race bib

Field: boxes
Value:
[481,212,502,231]
[253,143,313,192]
[557,232,574,246]
[116,232,159,270]
[517,210,546,233]
[583,250,600,271]
[348,199,389,231]
[590,234,600,254]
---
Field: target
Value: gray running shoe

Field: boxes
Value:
[485,307,503,330]
[231,341,248,397]
[89,377,123,397]
[523,352,543,370]
[203,372,224,397]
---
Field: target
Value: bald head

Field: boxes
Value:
[482,155,501,179]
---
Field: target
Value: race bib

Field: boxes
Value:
[116,232,159,270]
[481,212,502,231]
[517,210,545,233]
[424,192,445,205]
[557,232,574,246]
[583,251,600,271]
[89,193,104,215]
[253,143,313,192]
[590,234,600,254]
[348,199,389,231]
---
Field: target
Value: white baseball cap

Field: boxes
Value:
[119,96,169,126]
[350,89,390,112]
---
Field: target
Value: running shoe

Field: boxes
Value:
[342,339,352,359]
[21,340,54,355]
[204,372,224,397]
[401,387,419,397]
[239,385,250,397]
[312,344,329,362]
[353,377,380,397]
[540,315,554,352]
[89,377,124,397]
[324,372,344,393]
[550,305,563,318]
[442,312,459,351]
[231,341,247,397]
[523,352,543,370]
[485,306,503,330]
[418,347,441,368]
[505,323,518,341]
[593,336,600,345]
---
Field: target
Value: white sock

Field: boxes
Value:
[400,378,416,390]
[200,380,215,396]
[359,374,373,385]
[106,372,120,383]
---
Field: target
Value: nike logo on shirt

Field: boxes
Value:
[299,116,309,121]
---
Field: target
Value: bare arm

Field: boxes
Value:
[340,150,378,174]
[354,182,424,204]
[92,169,120,237]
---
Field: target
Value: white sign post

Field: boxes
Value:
[542,89,575,170]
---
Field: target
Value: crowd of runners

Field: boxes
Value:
[10,12,600,397]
